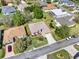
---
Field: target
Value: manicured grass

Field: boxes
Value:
[0,49,5,59]
[51,29,62,41]
[47,49,71,59]
[31,36,48,48]
[69,24,79,36]
[74,44,79,51]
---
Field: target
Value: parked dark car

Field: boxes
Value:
[8,45,12,52]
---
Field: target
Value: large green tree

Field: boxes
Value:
[33,5,43,19]
[55,25,70,39]
[12,11,25,26]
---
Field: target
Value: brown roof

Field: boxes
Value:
[3,26,26,44]
[43,3,56,10]
[28,21,51,35]
[4,0,13,4]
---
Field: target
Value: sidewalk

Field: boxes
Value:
[44,33,56,45]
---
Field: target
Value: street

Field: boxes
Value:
[5,37,79,59]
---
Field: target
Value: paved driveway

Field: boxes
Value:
[4,43,15,58]
[44,33,56,45]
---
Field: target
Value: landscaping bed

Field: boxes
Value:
[47,49,71,59]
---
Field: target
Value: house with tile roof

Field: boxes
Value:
[42,3,57,12]
[3,26,26,45]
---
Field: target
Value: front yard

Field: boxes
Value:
[31,36,48,48]
[69,24,79,36]
[47,49,71,59]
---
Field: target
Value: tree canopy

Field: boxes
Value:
[12,11,26,26]
[33,5,43,19]
[55,25,70,39]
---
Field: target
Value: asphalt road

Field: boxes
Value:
[6,37,79,59]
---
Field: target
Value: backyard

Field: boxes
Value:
[47,49,71,59]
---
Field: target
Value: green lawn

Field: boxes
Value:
[0,49,5,59]
[31,36,48,48]
[47,49,71,59]
[69,24,79,35]
[74,44,79,51]
[51,29,62,41]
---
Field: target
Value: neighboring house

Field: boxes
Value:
[55,15,75,27]
[50,8,75,27]
[3,26,26,45]
[28,21,51,35]
[2,6,16,15]
[17,0,27,12]
[51,9,71,17]
[43,3,57,12]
